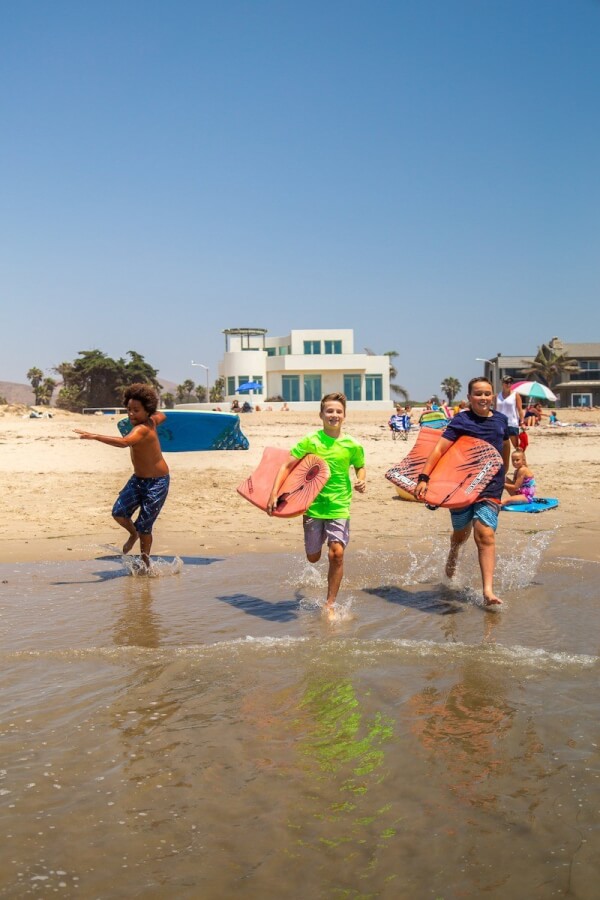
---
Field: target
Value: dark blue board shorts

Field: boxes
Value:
[112,474,170,534]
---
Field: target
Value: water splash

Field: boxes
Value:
[121,555,184,577]
[496,529,555,590]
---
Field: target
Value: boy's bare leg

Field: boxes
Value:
[445,525,471,579]
[473,521,502,606]
[326,542,345,611]
[139,533,153,569]
[114,515,139,554]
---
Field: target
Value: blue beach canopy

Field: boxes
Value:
[236,381,263,392]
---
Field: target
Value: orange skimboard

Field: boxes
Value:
[385,427,503,509]
[237,447,330,518]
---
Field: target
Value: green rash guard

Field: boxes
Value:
[290,430,365,519]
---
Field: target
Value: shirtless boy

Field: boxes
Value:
[75,383,169,568]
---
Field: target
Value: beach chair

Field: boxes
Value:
[389,413,411,441]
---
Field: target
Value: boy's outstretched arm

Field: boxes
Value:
[74,425,149,448]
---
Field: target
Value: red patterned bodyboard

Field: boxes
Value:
[386,427,503,509]
[237,447,330,518]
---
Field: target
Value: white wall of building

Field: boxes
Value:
[217,328,392,409]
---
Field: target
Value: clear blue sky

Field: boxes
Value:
[2,0,599,399]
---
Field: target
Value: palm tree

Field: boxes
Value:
[521,339,579,388]
[381,351,408,402]
[176,380,195,403]
[27,367,44,404]
[440,377,461,404]
[365,348,409,400]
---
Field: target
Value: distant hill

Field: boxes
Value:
[0,381,35,405]
[158,377,179,395]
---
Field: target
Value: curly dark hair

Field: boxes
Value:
[123,383,159,415]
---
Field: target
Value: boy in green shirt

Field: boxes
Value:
[267,393,366,617]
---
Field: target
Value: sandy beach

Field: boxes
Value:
[1,404,599,565]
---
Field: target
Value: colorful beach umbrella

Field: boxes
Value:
[512,381,557,402]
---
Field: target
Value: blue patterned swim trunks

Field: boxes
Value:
[112,474,170,534]
[450,499,500,533]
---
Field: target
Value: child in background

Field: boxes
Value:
[518,426,529,452]
[502,450,536,506]
[267,393,365,618]
[75,383,169,569]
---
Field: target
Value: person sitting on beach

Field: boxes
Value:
[266,392,366,619]
[502,450,536,507]
[74,383,169,570]
[415,377,511,609]
[523,402,543,427]
[231,399,241,412]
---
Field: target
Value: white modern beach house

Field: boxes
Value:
[218,327,392,409]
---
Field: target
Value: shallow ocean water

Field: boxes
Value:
[0,531,598,898]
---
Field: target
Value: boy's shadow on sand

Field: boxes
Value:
[216,592,301,623]
[364,584,465,616]
[52,554,223,585]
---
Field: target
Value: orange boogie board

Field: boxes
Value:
[385,427,503,509]
[237,447,330,518]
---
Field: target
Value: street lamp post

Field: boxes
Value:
[475,358,497,393]
[191,361,210,404]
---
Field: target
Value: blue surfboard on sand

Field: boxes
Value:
[502,498,558,514]
[118,410,249,452]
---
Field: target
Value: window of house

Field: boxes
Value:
[303,374,322,402]
[303,341,321,355]
[266,347,276,357]
[238,376,249,389]
[324,340,342,354]
[578,361,600,381]
[571,393,592,408]
[227,377,236,396]
[278,346,290,355]
[282,376,300,402]
[343,375,361,401]
[365,375,382,401]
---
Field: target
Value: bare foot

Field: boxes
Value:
[122,534,138,554]
[483,594,503,610]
